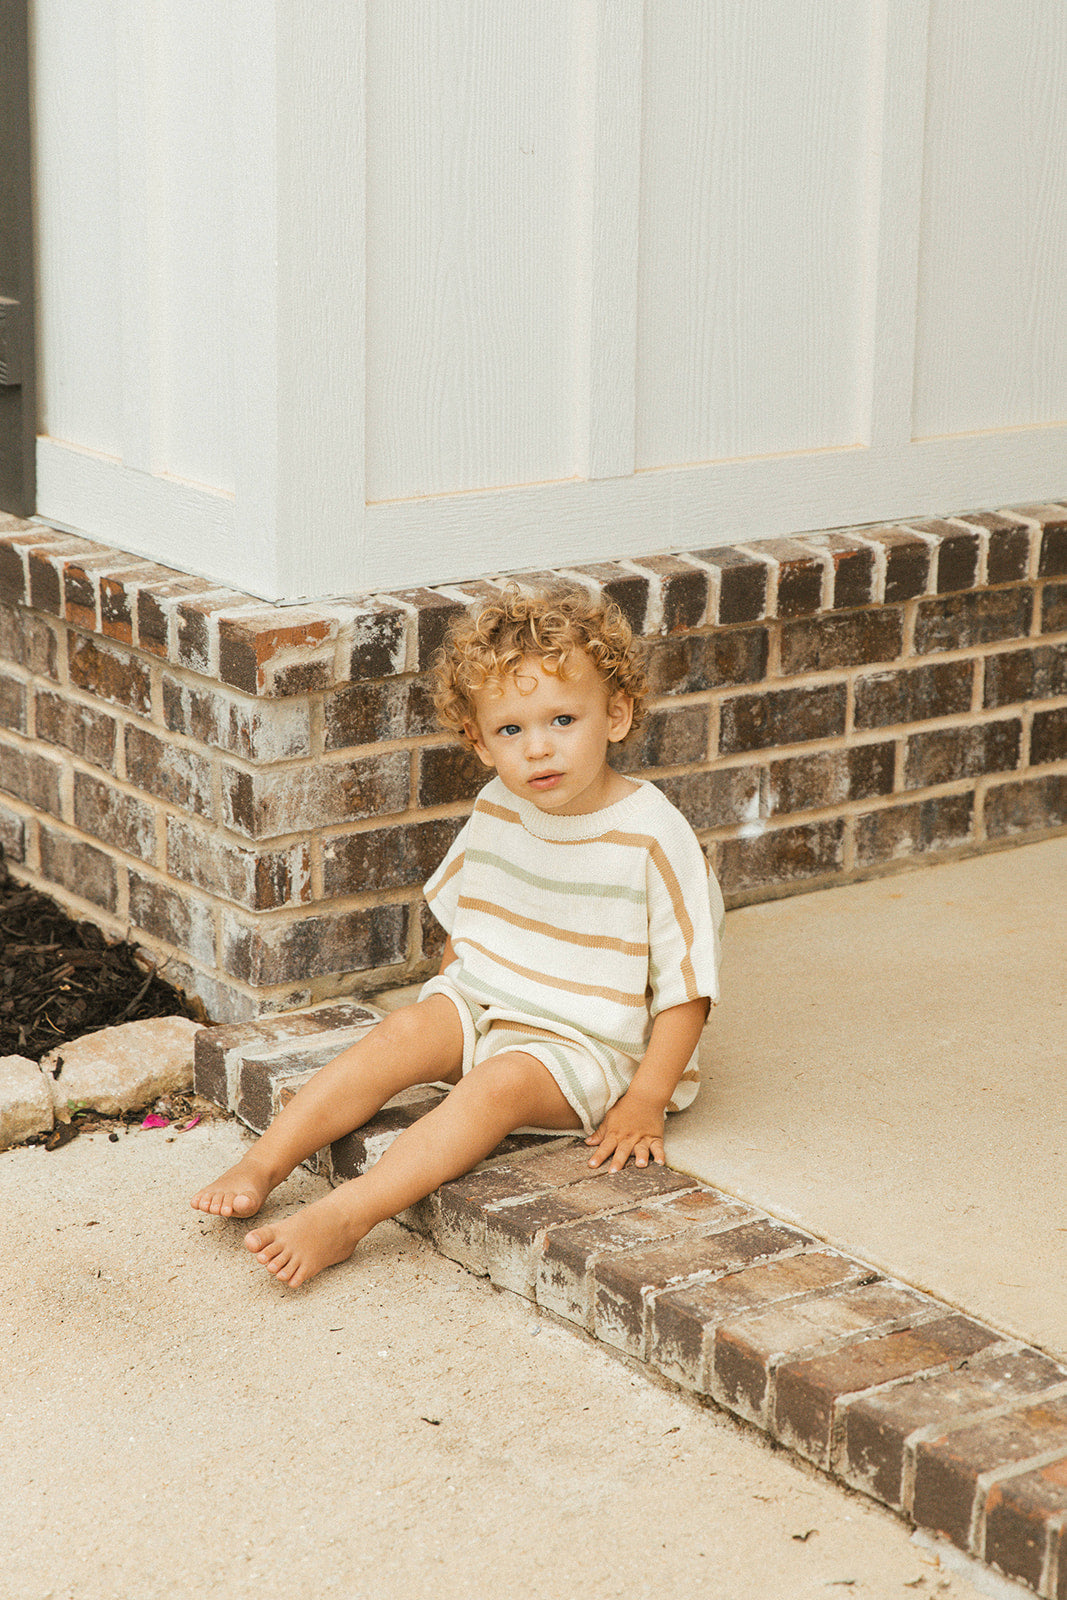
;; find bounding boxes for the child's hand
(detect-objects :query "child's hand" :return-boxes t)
[585,1091,666,1173]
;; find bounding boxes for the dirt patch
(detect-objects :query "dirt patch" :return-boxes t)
[0,849,205,1062]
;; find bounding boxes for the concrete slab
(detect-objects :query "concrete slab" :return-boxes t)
[669,836,1067,1360]
[0,1120,997,1600]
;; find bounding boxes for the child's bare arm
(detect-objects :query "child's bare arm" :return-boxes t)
[585,996,709,1173]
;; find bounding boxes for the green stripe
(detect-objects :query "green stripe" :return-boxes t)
[463,971,643,1060]
[463,849,647,905]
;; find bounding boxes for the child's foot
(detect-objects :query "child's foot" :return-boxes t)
[190,1153,276,1219]
[244,1187,370,1287]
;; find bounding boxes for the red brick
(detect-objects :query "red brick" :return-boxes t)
[416,742,485,807]
[985,774,1067,838]
[915,589,1034,655]
[626,554,709,633]
[485,1164,696,1297]
[651,1251,871,1393]
[0,801,26,861]
[797,534,876,609]
[768,744,895,815]
[161,674,313,762]
[712,1282,932,1425]
[984,1455,1067,1596]
[34,690,116,770]
[719,683,846,753]
[956,512,1033,585]
[856,526,932,603]
[330,1089,449,1182]
[127,869,216,965]
[779,609,904,674]
[1043,584,1067,636]
[594,1217,810,1358]
[193,1001,382,1108]
[1010,503,1067,578]
[655,766,760,831]
[842,1345,1066,1511]
[904,719,1020,789]
[390,589,466,672]
[906,520,981,594]
[0,539,28,605]
[38,823,119,912]
[0,740,64,816]
[172,592,259,673]
[855,660,975,729]
[27,548,66,615]
[691,548,768,625]
[1032,707,1067,766]
[984,644,1067,709]
[757,540,825,618]
[221,751,410,838]
[0,672,27,733]
[563,562,650,635]
[324,675,437,750]
[536,1190,745,1329]
[347,602,411,680]
[913,1395,1067,1554]
[166,814,311,910]
[137,578,217,658]
[855,794,974,866]
[645,627,769,695]
[218,609,337,694]
[219,902,408,986]
[73,772,157,861]
[774,1313,999,1469]
[101,564,176,645]
[615,705,708,772]
[124,724,213,816]
[0,602,58,678]
[68,634,152,714]
[717,819,846,896]
[323,816,464,897]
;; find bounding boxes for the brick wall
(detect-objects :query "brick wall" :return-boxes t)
[1,505,1065,1023]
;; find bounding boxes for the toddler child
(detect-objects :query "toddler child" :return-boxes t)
[192,584,724,1286]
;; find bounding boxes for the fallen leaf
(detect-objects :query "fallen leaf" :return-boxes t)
[141,1113,170,1129]
[179,1115,202,1132]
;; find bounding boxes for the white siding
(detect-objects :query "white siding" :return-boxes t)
[31,1,1067,602]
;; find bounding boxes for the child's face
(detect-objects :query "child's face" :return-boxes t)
[465,649,634,816]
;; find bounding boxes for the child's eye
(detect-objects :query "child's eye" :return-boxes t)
[553,714,574,727]
[497,724,521,737]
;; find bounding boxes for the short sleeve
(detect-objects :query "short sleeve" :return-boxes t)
[423,819,469,933]
[645,821,724,1016]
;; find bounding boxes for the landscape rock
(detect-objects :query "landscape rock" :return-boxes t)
[0,1055,54,1149]
[42,1016,204,1117]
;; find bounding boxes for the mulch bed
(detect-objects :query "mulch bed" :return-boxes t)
[0,848,205,1064]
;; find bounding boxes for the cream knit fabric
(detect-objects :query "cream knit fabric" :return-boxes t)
[424,776,724,1112]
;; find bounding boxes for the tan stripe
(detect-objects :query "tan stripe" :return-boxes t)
[426,852,464,902]
[457,895,646,958]
[598,830,699,1000]
[456,937,646,1009]
[487,1019,572,1046]
[476,797,522,825]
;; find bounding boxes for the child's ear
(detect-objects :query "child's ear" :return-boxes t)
[606,691,634,744]
[465,721,496,768]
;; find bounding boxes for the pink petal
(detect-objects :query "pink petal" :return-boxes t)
[141,1113,170,1129]
[179,1115,202,1132]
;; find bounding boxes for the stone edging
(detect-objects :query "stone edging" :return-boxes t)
[196,1003,1067,1599]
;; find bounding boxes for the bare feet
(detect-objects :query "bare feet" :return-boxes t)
[244,1187,370,1287]
[190,1153,277,1219]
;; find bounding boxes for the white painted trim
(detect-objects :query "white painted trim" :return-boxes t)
[115,0,164,473]
[861,0,930,448]
[574,0,643,480]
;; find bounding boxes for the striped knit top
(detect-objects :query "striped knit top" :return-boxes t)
[424,776,724,1076]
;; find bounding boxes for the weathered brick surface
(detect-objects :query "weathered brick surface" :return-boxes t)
[73,772,157,861]
[1032,707,1067,767]
[1012,503,1067,578]
[855,661,975,729]
[220,903,408,986]
[644,627,768,695]
[903,720,1021,790]
[654,766,760,831]
[432,1142,608,1274]
[323,817,465,898]
[841,1345,1067,1511]
[691,547,767,624]
[330,1088,450,1183]
[907,519,981,594]
[564,562,650,634]
[651,1250,871,1393]
[128,870,216,965]
[38,823,119,912]
[166,815,311,911]
[324,676,437,750]
[779,609,903,674]
[984,644,1067,709]
[912,1395,1067,1554]
[0,741,64,816]
[753,540,825,618]
[68,634,152,713]
[34,690,116,769]
[626,554,709,633]
[773,1313,999,1469]
[768,744,895,816]
[960,512,1033,585]
[192,1001,382,1108]
[798,534,876,610]
[594,1217,810,1358]
[0,673,27,733]
[855,794,975,866]
[719,684,847,754]
[718,820,846,896]
[392,589,466,672]
[417,742,486,807]
[125,724,213,816]
[221,753,410,839]
[712,1281,932,1426]
[615,705,708,771]
[915,589,1034,655]
[1043,584,1067,635]
[0,602,58,677]
[983,1455,1067,1596]
[858,526,933,603]
[162,675,312,761]
[218,609,336,694]
[985,774,1067,839]
[347,602,411,680]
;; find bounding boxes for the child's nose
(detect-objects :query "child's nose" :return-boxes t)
[525,726,551,758]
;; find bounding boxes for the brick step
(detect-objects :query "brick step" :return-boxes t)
[195,1006,1067,1598]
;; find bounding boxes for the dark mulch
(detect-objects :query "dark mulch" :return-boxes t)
[0,848,205,1063]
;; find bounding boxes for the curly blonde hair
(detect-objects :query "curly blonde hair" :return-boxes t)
[433,583,648,748]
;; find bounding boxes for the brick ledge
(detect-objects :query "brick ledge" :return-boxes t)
[195,1004,1067,1600]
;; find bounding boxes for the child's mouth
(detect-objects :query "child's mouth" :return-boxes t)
[529,772,563,789]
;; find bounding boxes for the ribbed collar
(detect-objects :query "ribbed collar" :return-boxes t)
[491,775,654,842]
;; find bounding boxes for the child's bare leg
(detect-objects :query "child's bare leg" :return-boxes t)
[190,995,465,1218]
[245,1050,581,1286]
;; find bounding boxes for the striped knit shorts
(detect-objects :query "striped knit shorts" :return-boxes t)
[418,973,641,1135]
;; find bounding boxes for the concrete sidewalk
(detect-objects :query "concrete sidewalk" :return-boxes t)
[671,834,1067,1360]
